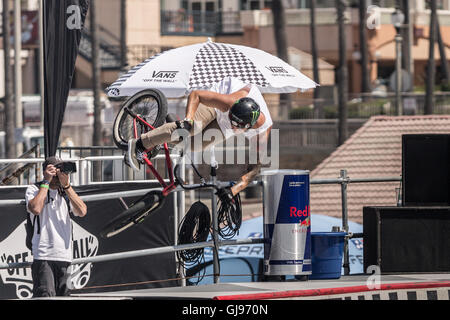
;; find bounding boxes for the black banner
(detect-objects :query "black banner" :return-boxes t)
[0,183,178,299]
[43,0,89,157]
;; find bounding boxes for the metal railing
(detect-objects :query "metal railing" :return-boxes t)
[0,158,402,282]
[0,153,181,199]
[283,92,450,121]
[0,146,178,186]
[274,119,367,152]
[161,10,243,36]
[311,170,402,275]
[0,144,41,186]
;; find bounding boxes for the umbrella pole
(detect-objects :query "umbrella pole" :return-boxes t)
[210,147,220,284]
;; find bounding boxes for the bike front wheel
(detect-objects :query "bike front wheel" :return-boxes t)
[100,190,165,238]
[113,89,168,151]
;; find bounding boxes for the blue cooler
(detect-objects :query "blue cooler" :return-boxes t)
[310,232,346,279]
[262,170,311,276]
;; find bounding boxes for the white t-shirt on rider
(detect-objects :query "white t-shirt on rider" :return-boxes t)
[209,77,273,140]
[25,185,73,262]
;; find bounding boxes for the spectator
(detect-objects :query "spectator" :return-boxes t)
[25,156,87,297]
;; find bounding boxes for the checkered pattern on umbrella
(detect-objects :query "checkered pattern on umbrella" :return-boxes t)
[188,42,269,89]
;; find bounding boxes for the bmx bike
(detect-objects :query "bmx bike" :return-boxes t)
[100,89,238,238]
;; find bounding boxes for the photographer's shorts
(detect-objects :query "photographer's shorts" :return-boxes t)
[32,259,71,297]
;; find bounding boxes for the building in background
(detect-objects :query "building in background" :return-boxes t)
[3,0,450,99]
[75,0,450,96]
[3,0,450,151]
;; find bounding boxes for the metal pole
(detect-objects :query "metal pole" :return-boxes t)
[14,0,23,156]
[38,0,44,127]
[0,238,265,270]
[179,155,186,223]
[210,147,220,284]
[425,0,437,115]
[91,0,103,182]
[2,0,15,159]
[340,169,350,275]
[0,181,232,206]
[395,34,403,116]
[176,156,187,287]
[310,0,322,118]
[180,157,187,285]
[173,157,179,271]
[120,0,127,69]
[359,0,370,94]
[402,0,414,82]
[189,167,195,204]
[34,144,41,182]
[436,18,450,85]
[336,0,348,145]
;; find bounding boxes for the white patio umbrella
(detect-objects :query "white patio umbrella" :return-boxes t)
[107,39,318,99]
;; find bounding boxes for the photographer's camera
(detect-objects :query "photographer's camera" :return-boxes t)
[55,162,77,174]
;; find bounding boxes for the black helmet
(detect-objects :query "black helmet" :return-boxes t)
[228,97,261,129]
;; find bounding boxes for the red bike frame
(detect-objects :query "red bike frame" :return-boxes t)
[133,115,176,197]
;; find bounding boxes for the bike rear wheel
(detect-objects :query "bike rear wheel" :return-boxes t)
[113,89,168,151]
[100,190,165,238]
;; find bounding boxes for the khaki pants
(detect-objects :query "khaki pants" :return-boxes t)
[140,103,225,152]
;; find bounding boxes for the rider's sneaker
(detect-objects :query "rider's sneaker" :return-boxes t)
[126,139,145,172]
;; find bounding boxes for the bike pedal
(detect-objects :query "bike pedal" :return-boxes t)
[138,153,146,163]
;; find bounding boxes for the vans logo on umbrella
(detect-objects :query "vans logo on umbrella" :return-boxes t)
[152,71,179,79]
[266,66,288,74]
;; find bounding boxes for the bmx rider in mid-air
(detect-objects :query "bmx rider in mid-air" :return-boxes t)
[126,77,273,201]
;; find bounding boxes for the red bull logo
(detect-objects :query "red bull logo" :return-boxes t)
[290,205,310,217]
[300,216,311,227]
[290,206,311,227]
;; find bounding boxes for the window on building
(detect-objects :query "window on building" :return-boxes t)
[310,0,396,8]
[425,0,444,10]
[192,1,202,11]
[250,0,261,10]
[370,0,397,8]
[241,0,273,10]
[296,0,349,9]
[205,1,215,11]
[181,0,219,11]
[315,0,337,7]
[264,1,272,9]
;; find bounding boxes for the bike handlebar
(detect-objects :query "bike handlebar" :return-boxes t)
[174,164,231,191]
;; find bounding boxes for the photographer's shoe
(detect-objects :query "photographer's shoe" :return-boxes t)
[126,139,145,172]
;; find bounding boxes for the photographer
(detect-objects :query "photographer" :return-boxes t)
[25,156,87,297]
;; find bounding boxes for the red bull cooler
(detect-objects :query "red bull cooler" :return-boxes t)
[262,170,312,276]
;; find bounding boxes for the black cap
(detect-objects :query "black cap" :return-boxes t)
[43,156,63,170]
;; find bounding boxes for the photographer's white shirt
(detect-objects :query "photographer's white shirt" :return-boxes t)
[25,185,73,262]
